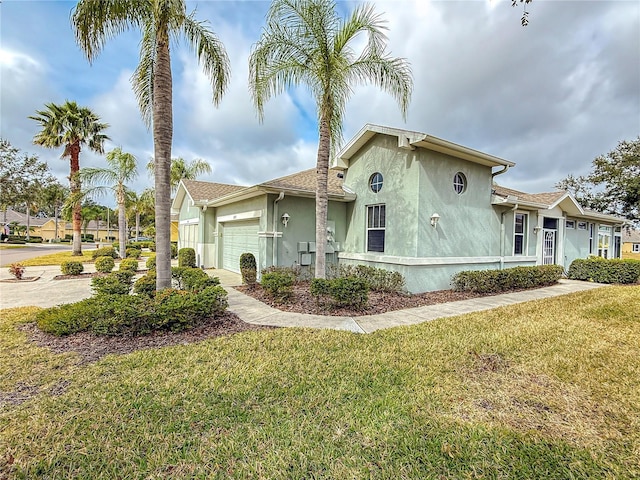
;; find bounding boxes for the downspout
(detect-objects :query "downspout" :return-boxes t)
[272,191,285,267]
[500,203,518,270]
[492,165,510,179]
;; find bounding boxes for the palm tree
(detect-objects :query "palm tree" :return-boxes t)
[80,147,138,258]
[128,188,155,240]
[249,0,412,278]
[147,156,212,194]
[39,182,69,241]
[73,0,230,290]
[30,101,109,255]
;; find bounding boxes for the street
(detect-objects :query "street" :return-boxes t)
[0,243,78,266]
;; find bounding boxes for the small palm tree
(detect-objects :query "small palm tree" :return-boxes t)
[73,0,230,289]
[30,101,109,255]
[147,156,212,194]
[128,188,155,241]
[80,148,138,258]
[249,0,412,278]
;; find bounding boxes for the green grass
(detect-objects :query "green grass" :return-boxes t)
[1,286,639,478]
[16,250,96,267]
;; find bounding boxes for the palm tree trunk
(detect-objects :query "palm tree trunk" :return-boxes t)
[69,142,82,255]
[153,29,174,290]
[135,212,141,240]
[26,204,31,241]
[315,112,331,279]
[117,191,127,259]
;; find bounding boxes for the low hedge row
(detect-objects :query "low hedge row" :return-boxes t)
[311,277,369,309]
[92,246,118,260]
[452,265,564,294]
[327,264,405,293]
[568,257,640,284]
[35,285,228,337]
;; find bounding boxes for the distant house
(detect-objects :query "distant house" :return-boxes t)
[623,228,640,254]
[172,124,624,292]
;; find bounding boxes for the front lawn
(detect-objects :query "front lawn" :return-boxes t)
[1,286,639,478]
[18,250,95,266]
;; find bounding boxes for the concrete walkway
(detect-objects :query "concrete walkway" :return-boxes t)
[0,264,608,333]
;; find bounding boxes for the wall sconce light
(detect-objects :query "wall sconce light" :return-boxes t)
[533,226,542,234]
[281,213,290,227]
[430,213,440,228]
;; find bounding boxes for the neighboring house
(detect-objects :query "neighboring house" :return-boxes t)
[172,124,624,292]
[2,208,48,237]
[622,228,640,254]
[37,219,121,242]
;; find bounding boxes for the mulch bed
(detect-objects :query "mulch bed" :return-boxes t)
[236,282,484,317]
[21,313,276,364]
[0,276,41,283]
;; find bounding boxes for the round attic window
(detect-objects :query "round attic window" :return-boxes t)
[369,172,383,193]
[453,172,467,194]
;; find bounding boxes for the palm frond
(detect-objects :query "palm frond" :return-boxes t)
[132,22,157,128]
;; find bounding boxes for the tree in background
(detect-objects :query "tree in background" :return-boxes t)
[80,148,138,258]
[127,188,155,240]
[147,156,212,194]
[73,0,230,289]
[39,182,69,241]
[249,0,412,278]
[0,139,54,223]
[556,137,640,225]
[30,101,109,255]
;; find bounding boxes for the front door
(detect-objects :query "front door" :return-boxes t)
[542,229,556,265]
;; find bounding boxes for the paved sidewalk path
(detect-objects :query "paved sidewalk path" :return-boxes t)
[0,264,608,333]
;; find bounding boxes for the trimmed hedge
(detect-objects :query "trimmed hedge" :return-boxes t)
[94,256,115,273]
[568,257,640,284]
[178,248,196,268]
[240,252,257,286]
[311,277,369,309]
[91,271,135,296]
[261,270,295,303]
[119,258,139,272]
[92,246,118,260]
[452,265,564,294]
[328,264,405,293]
[36,286,228,337]
[146,256,156,270]
[60,261,84,276]
[126,247,141,259]
[171,267,220,291]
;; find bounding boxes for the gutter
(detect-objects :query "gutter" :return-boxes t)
[272,191,284,268]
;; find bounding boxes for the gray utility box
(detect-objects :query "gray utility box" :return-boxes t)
[300,253,312,266]
[297,242,308,253]
[308,242,316,253]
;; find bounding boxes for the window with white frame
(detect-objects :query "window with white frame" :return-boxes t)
[589,223,594,254]
[453,172,467,194]
[514,212,528,255]
[598,225,611,259]
[633,244,640,253]
[367,204,385,252]
[577,221,587,230]
[566,219,576,229]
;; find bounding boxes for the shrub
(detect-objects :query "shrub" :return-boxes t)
[61,261,84,276]
[153,286,227,331]
[8,263,25,280]
[310,278,331,307]
[90,295,152,336]
[171,266,219,291]
[126,247,141,259]
[91,271,134,295]
[261,265,313,283]
[35,298,97,336]
[178,248,196,267]
[329,264,405,292]
[240,253,257,286]
[134,271,157,296]
[171,243,178,258]
[452,265,564,294]
[148,242,156,252]
[94,256,115,273]
[331,277,369,308]
[119,258,139,272]
[261,270,295,303]
[92,246,118,260]
[568,257,640,284]
[25,236,43,243]
[146,256,156,270]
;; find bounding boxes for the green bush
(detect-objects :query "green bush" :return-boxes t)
[240,252,257,286]
[178,248,197,267]
[452,265,564,294]
[25,236,43,243]
[133,271,157,296]
[568,257,640,284]
[171,243,178,258]
[325,277,369,308]
[94,256,115,273]
[329,264,405,292]
[171,267,220,291]
[126,247,141,259]
[119,258,139,272]
[153,286,228,332]
[60,261,84,276]
[261,265,313,283]
[90,295,152,336]
[35,297,97,336]
[92,246,118,260]
[261,270,295,303]
[145,256,156,270]
[91,271,135,295]
[148,242,156,252]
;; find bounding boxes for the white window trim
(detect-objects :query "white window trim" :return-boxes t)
[633,243,640,253]
[577,221,587,230]
[513,211,528,256]
[366,204,385,253]
[566,219,576,229]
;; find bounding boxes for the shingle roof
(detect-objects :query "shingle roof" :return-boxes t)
[2,208,49,226]
[493,185,566,206]
[259,168,345,196]
[623,228,640,243]
[182,179,247,202]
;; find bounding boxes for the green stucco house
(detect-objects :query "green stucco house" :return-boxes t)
[171,124,623,292]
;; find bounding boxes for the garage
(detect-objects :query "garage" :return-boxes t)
[221,220,260,273]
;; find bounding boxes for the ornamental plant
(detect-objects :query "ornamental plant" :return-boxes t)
[8,263,25,280]
[240,252,257,286]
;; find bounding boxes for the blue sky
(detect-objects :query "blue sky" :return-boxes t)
[1,0,639,206]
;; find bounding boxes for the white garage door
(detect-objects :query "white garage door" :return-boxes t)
[222,220,259,273]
